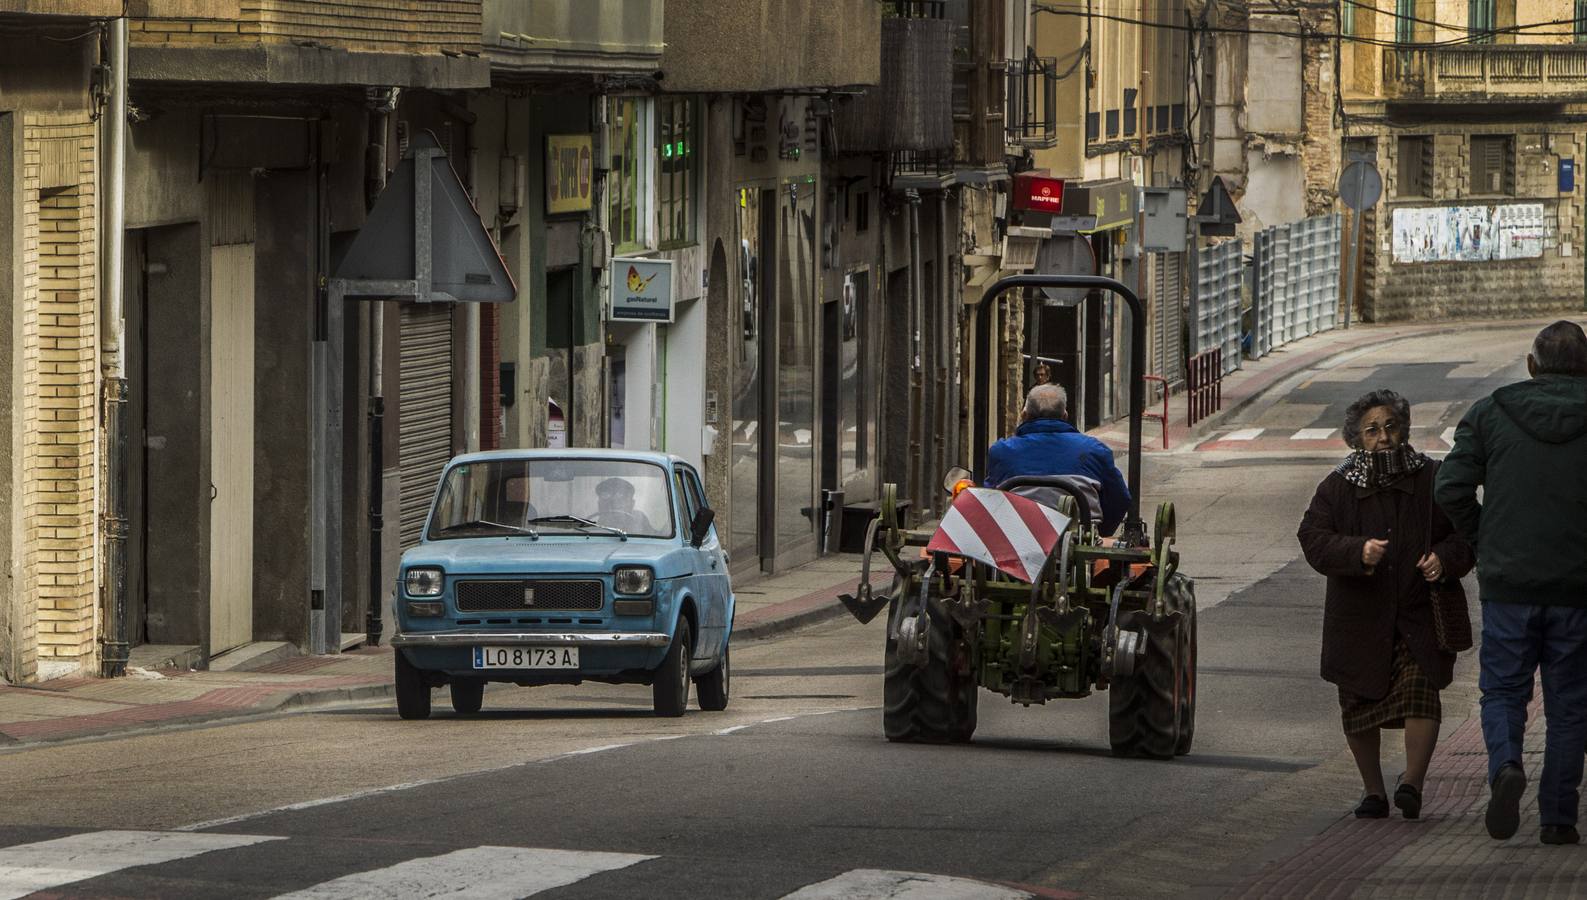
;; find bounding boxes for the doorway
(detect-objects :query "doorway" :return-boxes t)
[123,225,208,649]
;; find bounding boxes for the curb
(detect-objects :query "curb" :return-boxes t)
[733,600,851,642]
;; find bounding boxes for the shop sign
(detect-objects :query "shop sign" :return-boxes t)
[610,258,674,323]
[546,134,594,215]
[1012,173,1066,213]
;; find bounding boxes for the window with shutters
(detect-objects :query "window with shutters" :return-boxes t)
[1576,0,1587,41]
[1468,0,1496,43]
[1341,0,1354,35]
[1396,136,1433,198]
[1395,0,1415,44]
[1469,135,1514,195]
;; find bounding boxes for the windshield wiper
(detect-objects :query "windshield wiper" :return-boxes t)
[437,519,538,539]
[527,515,628,541]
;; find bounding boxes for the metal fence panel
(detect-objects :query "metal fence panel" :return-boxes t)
[1252,213,1342,358]
[1194,239,1243,376]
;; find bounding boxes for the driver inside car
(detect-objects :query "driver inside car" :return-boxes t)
[984,384,1131,535]
[592,477,658,535]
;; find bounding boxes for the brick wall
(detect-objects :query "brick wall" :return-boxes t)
[1366,125,1586,321]
[1301,8,1339,215]
[131,0,481,56]
[21,115,98,675]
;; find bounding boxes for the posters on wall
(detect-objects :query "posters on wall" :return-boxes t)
[1392,203,1547,263]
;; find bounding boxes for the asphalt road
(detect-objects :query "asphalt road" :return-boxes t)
[0,324,1537,899]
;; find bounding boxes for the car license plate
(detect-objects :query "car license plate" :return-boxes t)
[472,646,579,670]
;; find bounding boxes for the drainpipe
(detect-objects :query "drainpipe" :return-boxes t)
[906,189,923,516]
[364,88,398,647]
[99,18,129,678]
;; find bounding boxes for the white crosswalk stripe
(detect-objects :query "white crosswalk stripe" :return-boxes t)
[1222,428,1264,441]
[1290,428,1337,441]
[780,868,1031,899]
[1441,426,1458,447]
[272,846,654,900]
[0,830,280,900]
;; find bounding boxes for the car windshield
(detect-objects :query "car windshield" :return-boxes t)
[427,459,675,540]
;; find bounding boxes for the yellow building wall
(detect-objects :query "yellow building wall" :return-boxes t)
[1032,0,1087,176]
[20,115,99,675]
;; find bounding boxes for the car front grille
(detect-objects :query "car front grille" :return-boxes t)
[455,579,604,612]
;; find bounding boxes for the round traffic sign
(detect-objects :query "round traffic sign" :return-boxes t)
[1338,161,1382,211]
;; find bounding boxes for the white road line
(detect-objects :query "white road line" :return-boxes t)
[1441,426,1458,447]
[0,830,280,900]
[273,846,654,900]
[1291,428,1337,441]
[1222,428,1264,441]
[715,724,754,735]
[780,869,1031,900]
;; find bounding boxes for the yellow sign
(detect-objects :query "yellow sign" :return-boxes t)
[546,134,593,215]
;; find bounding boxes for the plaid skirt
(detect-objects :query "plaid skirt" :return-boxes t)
[1338,637,1442,733]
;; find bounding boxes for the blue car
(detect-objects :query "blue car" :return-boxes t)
[389,450,733,719]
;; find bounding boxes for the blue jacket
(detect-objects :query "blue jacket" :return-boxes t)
[984,418,1132,534]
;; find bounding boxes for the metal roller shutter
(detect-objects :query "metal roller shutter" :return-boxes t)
[1151,252,1185,386]
[399,303,454,548]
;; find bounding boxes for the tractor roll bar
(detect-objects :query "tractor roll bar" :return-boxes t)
[972,274,1147,545]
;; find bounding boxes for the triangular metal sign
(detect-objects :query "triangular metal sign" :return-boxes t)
[1195,176,1241,237]
[334,132,515,302]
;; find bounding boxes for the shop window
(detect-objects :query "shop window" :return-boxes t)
[657,97,697,249]
[1396,135,1433,198]
[1470,134,1514,195]
[607,97,652,253]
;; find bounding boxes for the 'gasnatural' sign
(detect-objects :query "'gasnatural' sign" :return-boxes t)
[610,258,674,323]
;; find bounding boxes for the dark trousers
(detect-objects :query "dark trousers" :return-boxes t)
[1479,601,1587,827]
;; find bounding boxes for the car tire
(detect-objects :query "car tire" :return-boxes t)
[653,619,693,718]
[394,650,431,720]
[696,643,730,712]
[450,678,484,715]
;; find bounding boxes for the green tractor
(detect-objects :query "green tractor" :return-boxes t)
[840,274,1197,758]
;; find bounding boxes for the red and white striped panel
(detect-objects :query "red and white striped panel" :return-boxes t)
[926,488,1072,583]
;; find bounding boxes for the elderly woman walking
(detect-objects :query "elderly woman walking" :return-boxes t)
[1298,389,1475,819]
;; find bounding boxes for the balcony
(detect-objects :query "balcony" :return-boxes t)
[1382,45,1587,102]
[1005,55,1058,150]
[833,15,953,154]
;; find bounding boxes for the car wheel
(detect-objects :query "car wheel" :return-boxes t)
[696,643,730,712]
[394,650,431,720]
[450,678,484,715]
[653,619,692,718]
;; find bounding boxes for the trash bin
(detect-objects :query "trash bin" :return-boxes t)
[821,489,845,555]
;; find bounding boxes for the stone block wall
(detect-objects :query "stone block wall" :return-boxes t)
[20,115,98,677]
[1364,124,1586,321]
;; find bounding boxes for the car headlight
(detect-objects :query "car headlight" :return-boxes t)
[404,567,444,597]
[613,566,654,595]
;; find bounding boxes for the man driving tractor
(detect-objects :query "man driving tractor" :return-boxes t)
[984,384,1132,535]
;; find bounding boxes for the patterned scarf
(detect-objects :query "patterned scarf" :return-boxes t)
[1336,443,1429,489]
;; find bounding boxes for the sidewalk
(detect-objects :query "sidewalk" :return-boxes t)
[0,556,887,747]
[1088,317,1558,452]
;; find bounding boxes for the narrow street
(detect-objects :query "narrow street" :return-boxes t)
[0,324,1545,898]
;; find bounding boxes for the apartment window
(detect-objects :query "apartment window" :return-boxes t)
[1086,111,1100,142]
[1468,0,1496,43]
[1395,0,1415,44]
[656,97,697,248]
[607,97,652,253]
[856,190,869,234]
[1122,89,1138,138]
[1470,135,1514,195]
[1342,0,1355,35]
[1576,0,1587,42]
[1105,109,1119,139]
[1396,136,1433,198]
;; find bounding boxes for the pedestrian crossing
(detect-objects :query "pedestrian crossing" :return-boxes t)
[1196,425,1463,453]
[0,829,1038,899]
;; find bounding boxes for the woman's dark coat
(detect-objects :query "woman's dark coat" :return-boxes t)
[1297,462,1475,699]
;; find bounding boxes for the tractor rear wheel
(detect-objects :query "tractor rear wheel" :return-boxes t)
[883,596,978,743]
[1108,572,1195,759]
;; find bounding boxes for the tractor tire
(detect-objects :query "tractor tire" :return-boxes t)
[1175,577,1198,756]
[883,597,978,744]
[1108,572,1195,760]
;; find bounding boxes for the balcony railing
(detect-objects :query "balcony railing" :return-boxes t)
[1383,45,1587,101]
[1005,55,1058,149]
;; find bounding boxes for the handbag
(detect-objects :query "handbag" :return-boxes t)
[1425,481,1473,653]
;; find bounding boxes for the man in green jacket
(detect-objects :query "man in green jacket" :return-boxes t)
[1436,320,1587,846]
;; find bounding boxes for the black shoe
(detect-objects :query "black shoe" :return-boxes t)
[1355,794,1389,818]
[1394,783,1423,820]
[1541,825,1581,845]
[1486,763,1526,840]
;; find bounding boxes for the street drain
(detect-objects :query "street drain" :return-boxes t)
[743,694,856,700]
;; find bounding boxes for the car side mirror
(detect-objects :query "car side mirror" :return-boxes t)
[689,508,716,547]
